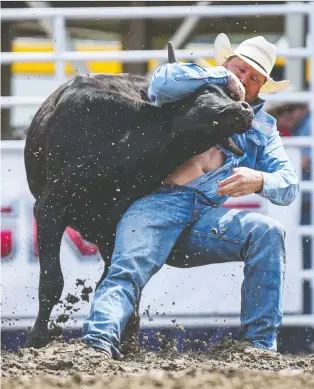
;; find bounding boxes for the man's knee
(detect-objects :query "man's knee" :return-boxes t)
[245,213,286,244]
[262,215,285,240]
[241,213,286,272]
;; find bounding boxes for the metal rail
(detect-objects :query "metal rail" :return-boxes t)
[1,47,310,65]
[0,3,311,20]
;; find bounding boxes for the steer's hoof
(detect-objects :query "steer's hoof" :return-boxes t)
[24,330,50,349]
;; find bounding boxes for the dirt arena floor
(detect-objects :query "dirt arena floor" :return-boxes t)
[2,337,314,389]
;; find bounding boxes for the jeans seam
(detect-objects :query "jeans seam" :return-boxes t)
[190,230,245,244]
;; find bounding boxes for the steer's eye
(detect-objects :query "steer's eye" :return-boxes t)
[200,88,211,95]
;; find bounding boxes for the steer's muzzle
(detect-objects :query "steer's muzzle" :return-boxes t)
[238,100,254,130]
[220,101,254,156]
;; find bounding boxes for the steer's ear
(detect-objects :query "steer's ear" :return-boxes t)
[168,41,178,63]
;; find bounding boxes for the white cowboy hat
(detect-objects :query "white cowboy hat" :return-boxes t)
[214,33,291,94]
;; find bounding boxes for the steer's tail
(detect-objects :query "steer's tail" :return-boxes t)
[24,80,73,199]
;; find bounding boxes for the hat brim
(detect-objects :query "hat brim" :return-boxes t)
[214,33,291,94]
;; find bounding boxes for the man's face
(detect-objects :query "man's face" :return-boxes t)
[223,57,266,103]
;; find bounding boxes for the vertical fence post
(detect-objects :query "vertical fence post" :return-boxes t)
[284,5,306,91]
[53,14,66,86]
[1,21,13,139]
[307,3,314,313]
[309,5,314,226]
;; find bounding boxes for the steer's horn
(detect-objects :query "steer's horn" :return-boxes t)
[168,41,178,63]
[219,138,244,157]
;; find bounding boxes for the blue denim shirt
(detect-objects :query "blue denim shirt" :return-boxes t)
[149,62,299,206]
[231,103,299,206]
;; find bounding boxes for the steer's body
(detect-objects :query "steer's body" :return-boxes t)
[24,69,253,349]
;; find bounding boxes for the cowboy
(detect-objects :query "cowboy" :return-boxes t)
[83,34,299,359]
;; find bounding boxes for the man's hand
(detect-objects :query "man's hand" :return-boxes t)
[218,167,263,197]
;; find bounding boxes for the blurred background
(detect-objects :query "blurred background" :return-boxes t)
[1,1,313,353]
[1,0,312,139]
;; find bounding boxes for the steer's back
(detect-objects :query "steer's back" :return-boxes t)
[25,79,73,198]
[24,73,150,199]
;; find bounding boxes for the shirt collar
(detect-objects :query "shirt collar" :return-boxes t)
[251,97,265,114]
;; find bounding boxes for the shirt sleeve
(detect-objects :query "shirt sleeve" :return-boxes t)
[148,63,230,106]
[202,66,230,85]
[256,124,300,206]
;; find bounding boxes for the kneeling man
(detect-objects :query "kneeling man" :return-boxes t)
[83,34,299,358]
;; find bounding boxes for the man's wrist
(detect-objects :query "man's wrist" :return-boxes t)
[255,171,264,194]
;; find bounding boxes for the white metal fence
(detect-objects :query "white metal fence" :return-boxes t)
[1,3,313,323]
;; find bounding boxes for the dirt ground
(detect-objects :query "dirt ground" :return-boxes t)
[2,337,314,389]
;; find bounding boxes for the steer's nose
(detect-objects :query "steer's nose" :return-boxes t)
[241,101,250,110]
[238,100,254,130]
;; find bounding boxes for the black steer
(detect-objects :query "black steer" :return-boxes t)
[24,43,253,351]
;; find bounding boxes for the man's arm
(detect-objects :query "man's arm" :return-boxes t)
[255,129,299,206]
[148,63,231,106]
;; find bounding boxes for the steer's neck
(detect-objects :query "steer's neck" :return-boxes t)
[139,103,173,134]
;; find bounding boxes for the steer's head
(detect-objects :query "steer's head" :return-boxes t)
[166,42,254,155]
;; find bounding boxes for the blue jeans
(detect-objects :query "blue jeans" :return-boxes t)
[83,183,286,358]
